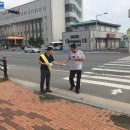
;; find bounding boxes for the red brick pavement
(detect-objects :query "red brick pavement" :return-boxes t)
[0,81,127,130]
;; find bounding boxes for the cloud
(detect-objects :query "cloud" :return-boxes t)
[83,0,130,33]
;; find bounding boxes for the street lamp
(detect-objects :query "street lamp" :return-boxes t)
[95,12,108,50]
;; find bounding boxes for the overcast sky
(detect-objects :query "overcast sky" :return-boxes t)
[2,0,130,33]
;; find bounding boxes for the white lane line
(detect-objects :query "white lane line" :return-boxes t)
[84,71,130,78]
[81,74,130,83]
[110,61,130,64]
[104,64,130,67]
[97,66,130,70]
[92,68,130,73]
[63,77,130,90]
[118,57,130,60]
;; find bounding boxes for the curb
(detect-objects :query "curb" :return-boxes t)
[10,78,130,115]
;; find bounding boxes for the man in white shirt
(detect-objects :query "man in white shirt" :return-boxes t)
[63,44,85,94]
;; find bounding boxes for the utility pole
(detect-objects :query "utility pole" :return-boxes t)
[95,12,108,50]
[128,9,130,53]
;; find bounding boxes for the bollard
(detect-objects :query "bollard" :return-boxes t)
[3,57,8,79]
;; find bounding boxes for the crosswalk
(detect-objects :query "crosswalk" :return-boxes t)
[62,56,130,91]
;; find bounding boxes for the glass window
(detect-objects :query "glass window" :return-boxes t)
[65,4,81,18]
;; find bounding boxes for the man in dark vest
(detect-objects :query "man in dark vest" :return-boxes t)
[39,47,61,93]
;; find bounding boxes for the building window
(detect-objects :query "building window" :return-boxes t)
[31,10,34,14]
[28,11,30,14]
[75,0,81,7]
[82,38,87,43]
[104,26,106,31]
[65,39,69,44]
[66,17,79,23]
[42,6,46,11]
[39,8,42,12]
[35,9,38,13]
[66,27,72,32]
[65,4,81,18]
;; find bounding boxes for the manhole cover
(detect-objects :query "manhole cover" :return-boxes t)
[111,114,130,129]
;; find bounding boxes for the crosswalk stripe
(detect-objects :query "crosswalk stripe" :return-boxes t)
[97,66,130,70]
[82,74,130,83]
[84,71,130,78]
[110,61,130,64]
[104,63,130,67]
[63,77,130,90]
[118,56,130,60]
[92,68,130,73]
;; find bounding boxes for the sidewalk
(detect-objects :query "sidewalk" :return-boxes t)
[0,81,128,130]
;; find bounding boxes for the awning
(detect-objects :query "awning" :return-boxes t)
[8,36,24,40]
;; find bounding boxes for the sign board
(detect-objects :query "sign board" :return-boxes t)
[107,33,116,38]
[0,36,7,40]
[0,1,4,9]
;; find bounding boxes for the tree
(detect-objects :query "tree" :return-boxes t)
[28,37,35,46]
[35,37,44,48]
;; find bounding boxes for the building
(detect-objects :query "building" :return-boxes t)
[0,0,83,47]
[62,20,123,51]
[65,0,83,31]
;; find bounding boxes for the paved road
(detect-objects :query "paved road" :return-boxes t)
[0,50,130,105]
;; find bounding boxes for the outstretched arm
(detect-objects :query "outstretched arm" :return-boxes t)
[53,61,62,65]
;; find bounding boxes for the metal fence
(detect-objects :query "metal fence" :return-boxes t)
[0,57,8,79]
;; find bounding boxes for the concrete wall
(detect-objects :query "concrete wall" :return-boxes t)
[51,0,65,41]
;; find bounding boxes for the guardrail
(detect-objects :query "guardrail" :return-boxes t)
[0,57,8,79]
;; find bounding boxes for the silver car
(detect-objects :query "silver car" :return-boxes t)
[24,46,41,53]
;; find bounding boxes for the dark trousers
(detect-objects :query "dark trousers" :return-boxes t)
[40,69,51,92]
[69,70,82,91]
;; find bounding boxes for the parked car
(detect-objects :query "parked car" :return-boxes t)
[24,46,41,53]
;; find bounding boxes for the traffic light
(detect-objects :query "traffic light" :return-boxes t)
[8,9,19,14]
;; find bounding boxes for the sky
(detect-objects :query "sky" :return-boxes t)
[1,0,130,34]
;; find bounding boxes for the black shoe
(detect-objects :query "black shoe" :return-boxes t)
[46,90,53,92]
[75,90,80,94]
[69,86,74,91]
[40,90,46,93]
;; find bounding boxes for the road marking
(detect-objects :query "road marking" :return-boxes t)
[104,63,130,67]
[110,61,130,64]
[118,56,130,60]
[111,89,122,95]
[92,68,130,73]
[63,77,130,90]
[97,65,130,70]
[81,74,130,83]
[84,71,130,78]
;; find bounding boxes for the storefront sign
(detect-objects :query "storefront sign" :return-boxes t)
[107,33,115,38]
[0,1,4,9]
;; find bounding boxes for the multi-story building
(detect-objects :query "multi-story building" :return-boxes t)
[0,0,83,47]
[65,0,83,31]
[63,20,123,51]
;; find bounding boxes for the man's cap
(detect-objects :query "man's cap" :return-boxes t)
[47,46,53,51]
[70,44,76,49]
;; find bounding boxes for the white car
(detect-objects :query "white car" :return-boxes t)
[24,46,41,53]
